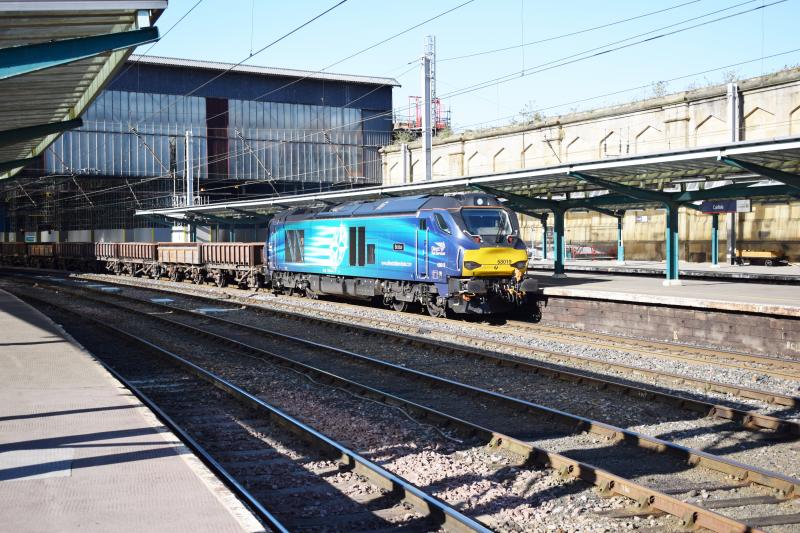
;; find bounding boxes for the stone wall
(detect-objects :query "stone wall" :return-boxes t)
[382,68,800,261]
[550,202,800,261]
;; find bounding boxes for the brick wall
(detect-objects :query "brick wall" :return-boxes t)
[541,296,800,358]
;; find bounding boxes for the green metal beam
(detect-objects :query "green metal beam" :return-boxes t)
[229,208,273,222]
[477,184,628,219]
[672,184,798,202]
[189,213,238,226]
[568,171,673,205]
[473,184,560,211]
[0,119,83,148]
[141,215,172,228]
[0,156,37,174]
[0,27,160,80]
[719,156,800,191]
[567,193,649,209]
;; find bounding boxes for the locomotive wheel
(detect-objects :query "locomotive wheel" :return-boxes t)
[426,300,448,318]
[391,300,408,312]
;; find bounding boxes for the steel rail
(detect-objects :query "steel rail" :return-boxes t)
[69,326,291,533]
[72,271,800,407]
[72,281,800,436]
[502,320,800,381]
[25,269,800,406]
[22,291,488,533]
[17,285,779,533]
[34,282,800,500]
[64,272,800,411]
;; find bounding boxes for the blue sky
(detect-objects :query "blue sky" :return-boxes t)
[147,0,799,131]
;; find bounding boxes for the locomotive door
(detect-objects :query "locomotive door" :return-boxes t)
[416,218,428,279]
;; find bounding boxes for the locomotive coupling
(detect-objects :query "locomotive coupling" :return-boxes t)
[518,277,538,293]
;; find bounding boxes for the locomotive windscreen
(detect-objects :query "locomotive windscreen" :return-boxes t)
[461,208,513,241]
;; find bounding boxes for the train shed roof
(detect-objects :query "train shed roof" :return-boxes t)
[136,136,800,224]
[0,0,166,180]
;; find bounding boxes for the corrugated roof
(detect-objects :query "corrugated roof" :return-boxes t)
[0,1,167,179]
[129,54,401,87]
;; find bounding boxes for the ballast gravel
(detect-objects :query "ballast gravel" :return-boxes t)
[79,273,800,402]
[13,281,672,533]
[58,276,800,478]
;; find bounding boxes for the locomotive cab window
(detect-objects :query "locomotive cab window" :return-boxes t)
[461,208,512,241]
[434,213,451,234]
[285,229,304,263]
[419,219,427,230]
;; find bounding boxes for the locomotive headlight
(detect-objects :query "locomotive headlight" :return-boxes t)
[463,261,481,270]
[512,260,528,269]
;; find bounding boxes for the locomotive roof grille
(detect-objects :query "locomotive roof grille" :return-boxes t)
[273,194,504,222]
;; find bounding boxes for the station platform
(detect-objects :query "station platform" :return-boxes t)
[529,270,800,357]
[0,289,263,532]
[529,259,800,283]
[533,269,800,316]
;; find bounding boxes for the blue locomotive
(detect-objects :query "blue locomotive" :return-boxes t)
[266,193,543,319]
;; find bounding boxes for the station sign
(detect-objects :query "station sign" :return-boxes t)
[24,234,36,243]
[700,199,751,214]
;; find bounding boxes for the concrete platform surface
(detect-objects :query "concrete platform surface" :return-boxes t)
[529,259,800,283]
[533,270,800,317]
[0,289,263,533]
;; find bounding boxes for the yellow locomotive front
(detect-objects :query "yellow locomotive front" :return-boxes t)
[442,195,542,319]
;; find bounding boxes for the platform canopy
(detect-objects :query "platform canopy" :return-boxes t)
[137,136,800,221]
[0,0,166,180]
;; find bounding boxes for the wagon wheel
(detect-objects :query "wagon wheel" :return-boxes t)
[169,269,181,282]
[215,272,227,288]
[192,270,204,285]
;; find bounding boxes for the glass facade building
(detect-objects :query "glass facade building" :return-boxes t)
[6,55,396,232]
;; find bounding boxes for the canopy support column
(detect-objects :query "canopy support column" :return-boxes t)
[617,214,625,264]
[553,208,566,278]
[541,213,548,260]
[711,214,719,268]
[664,203,680,285]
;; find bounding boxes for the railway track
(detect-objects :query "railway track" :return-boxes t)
[26,292,487,533]
[38,276,800,437]
[11,277,800,532]
[500,321,800,381]
[68,271,800,411]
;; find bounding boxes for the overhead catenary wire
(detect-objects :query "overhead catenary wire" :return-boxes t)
[30,0,482,207]
[115,0,206,101]
[439,0,786,101]
[18,2,792,212]
[32,43,800,212]
[440,0,702,62]
[450,47,800,131]
[134,0,351,124]
[198,0,478,125]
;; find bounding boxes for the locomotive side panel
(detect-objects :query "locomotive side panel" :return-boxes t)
[270,215,454,282]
